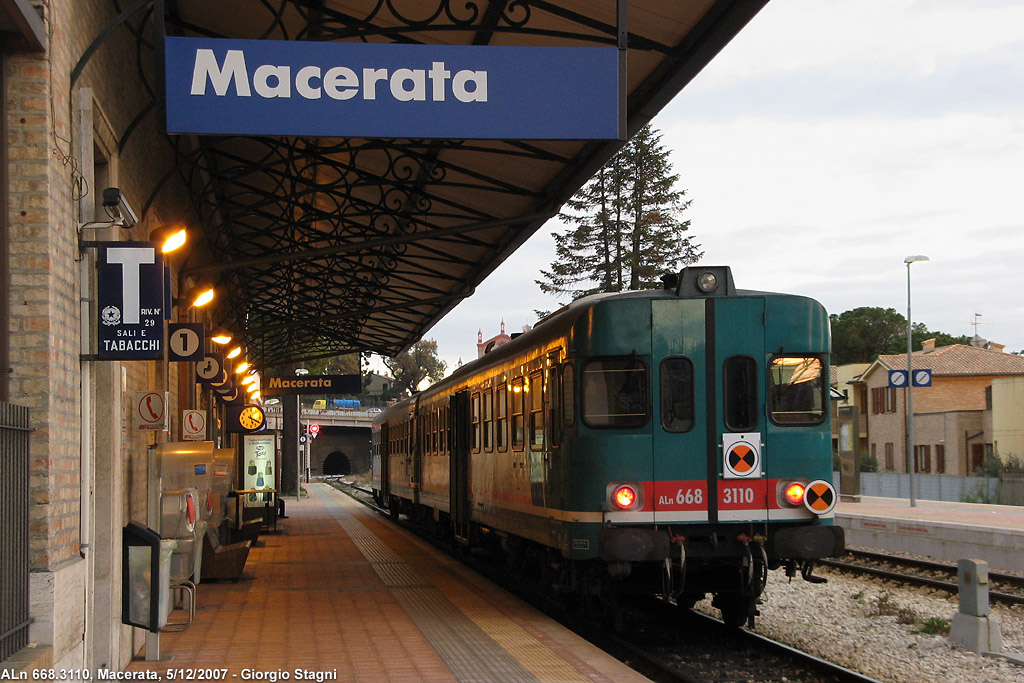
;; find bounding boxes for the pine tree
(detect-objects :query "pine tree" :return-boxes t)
[537,125,700,302]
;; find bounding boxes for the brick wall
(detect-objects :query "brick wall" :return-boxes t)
[8,0,196,569]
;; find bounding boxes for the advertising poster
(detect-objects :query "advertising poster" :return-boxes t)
[243,434,276,507]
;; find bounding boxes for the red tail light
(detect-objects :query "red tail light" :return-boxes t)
[613,485,638,510]
[783,482,806,506]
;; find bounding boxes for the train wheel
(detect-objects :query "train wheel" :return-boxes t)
[714,592,752,629]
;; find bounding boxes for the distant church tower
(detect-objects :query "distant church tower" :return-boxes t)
[477,320,512,358]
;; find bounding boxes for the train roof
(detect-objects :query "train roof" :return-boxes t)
[375,266,823,422]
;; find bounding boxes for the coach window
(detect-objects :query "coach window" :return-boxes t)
[438,405,446,454]
[581,357,648,429]
[431,409,438,454]
[768,356,826,425]
[512,378,525,451]
[562,363,575,427]
[496,385,508,451]
[471,392,481,452]
[723,356,758,431]
[660,357,695,432]
[529,370,544,449]
[483,389,493,451]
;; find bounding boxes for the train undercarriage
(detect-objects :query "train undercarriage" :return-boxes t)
[379,495,840,629]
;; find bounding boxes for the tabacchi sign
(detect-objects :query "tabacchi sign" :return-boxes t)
[164,37,619,139]
[96,242,165,360]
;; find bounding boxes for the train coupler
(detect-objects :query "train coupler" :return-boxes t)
[799,560,827,584]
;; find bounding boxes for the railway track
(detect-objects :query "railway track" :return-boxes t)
[820,548,1024,606]
[326,479,881,683]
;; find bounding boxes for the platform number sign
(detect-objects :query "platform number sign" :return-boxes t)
[168,323,205,361]
[722,433,762,479]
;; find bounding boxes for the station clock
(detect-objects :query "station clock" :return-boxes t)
[227,404,266,433]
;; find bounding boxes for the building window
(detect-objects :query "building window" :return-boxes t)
[916,445,931,473]
[936,444,945,474]
[871,387,897,414]
[885,442,894,471]
[985,386,993,410]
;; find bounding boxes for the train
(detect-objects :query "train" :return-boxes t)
[370,265,844,627]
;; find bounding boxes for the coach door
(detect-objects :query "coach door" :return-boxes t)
[449,391,471,533]
[712,297,768,523]
[651,298,709,524]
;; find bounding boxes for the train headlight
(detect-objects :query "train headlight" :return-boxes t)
[783,482,806,506]
[609,483,642,511]
[696,271,718,293]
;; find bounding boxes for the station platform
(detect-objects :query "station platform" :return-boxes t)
[836,496,1024,573]
[127,482,648,682]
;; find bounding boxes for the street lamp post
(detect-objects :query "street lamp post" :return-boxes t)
[905,254,929,507]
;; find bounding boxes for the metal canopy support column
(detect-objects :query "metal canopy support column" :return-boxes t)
[617,0,628,140]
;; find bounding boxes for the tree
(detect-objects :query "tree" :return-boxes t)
[829,307,907,364]
[830,306,972,364]
[537,125,701,301]
[382,339,447,397]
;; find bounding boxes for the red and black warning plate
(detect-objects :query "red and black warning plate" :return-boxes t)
[803,479,837,515]
[724,439,760,478]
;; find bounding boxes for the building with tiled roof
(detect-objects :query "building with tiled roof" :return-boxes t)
[854,339,1024,477]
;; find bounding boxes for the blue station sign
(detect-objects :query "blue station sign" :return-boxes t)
[96,242,165,360]
[164,37,619,139]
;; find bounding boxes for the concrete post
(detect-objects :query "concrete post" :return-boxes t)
[950,559,1003,654]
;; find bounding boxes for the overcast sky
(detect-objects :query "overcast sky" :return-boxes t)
[411,0,1024,373]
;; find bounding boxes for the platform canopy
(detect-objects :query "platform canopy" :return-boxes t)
[140,0,767,367]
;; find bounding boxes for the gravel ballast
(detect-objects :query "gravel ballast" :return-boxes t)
[695,567,1024,683]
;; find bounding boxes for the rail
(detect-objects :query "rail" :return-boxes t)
[0,401,31,662]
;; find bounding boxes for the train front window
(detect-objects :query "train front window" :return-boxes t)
[769,356,826,425]
[723,356,757,431]
[660,357,694,432]
[581,357,648,429]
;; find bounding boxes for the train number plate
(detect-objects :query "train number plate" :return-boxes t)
[653,481,708,510]
[717,480,768,510]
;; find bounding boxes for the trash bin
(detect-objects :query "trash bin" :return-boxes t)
[122,522,176,632]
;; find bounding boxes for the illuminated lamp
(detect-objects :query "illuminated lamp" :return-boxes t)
[612,485,638,510]
[209,329,232,345]
[149,224,187,254]
[783,482,806,506]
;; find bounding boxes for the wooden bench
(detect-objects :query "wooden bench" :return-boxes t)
[200,529,251,582]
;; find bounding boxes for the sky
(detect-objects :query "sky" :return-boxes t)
[390,0,1024,373]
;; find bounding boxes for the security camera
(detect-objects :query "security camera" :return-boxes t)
[102,187,138,229]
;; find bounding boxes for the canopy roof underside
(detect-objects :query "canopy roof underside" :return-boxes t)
[132,0,766,367]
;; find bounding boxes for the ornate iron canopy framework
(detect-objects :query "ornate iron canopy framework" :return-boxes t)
[97,0,767,368]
